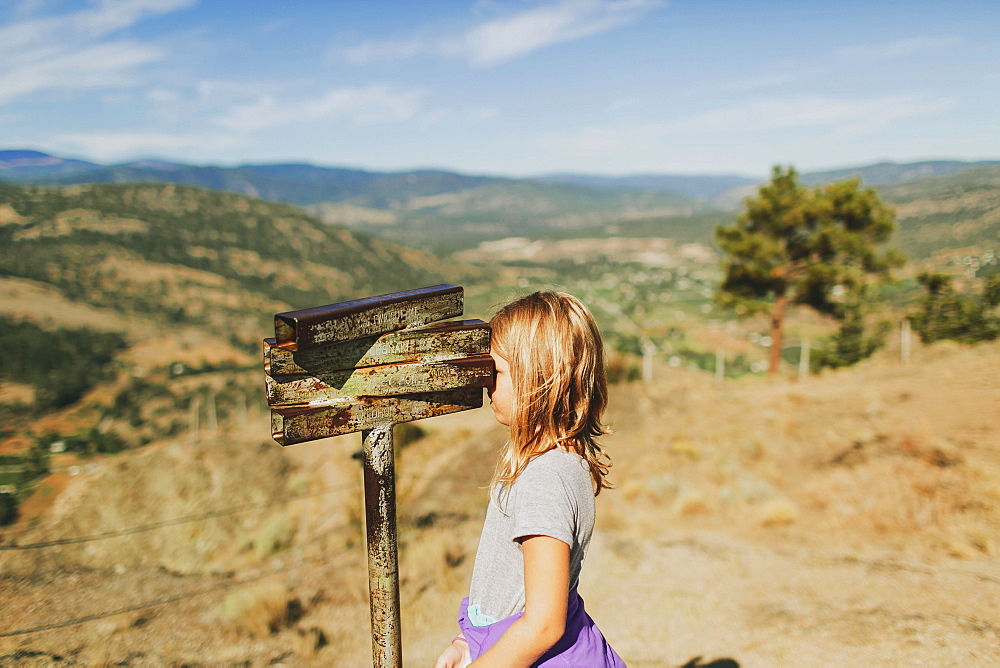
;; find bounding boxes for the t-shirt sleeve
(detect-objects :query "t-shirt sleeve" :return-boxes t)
[510,458,577,547]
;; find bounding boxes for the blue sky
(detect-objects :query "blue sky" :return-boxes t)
[2,0,998,177]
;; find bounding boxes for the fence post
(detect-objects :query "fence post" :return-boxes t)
[798,339,810,381]
[190,396,201,442]
[362,423,402,668]
[642,340,655,383]
[206,391,218,434]
[900,319,911,365]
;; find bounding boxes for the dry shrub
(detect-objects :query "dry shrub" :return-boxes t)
[293,626,329,657]
[254,512,295,558]
[399,524,474,597]
[805,456,976,534]
[219,581,298,637]
[945,528,995,558]
[671,489,710,517]
[669,438,702,460]
[758,498,799,527]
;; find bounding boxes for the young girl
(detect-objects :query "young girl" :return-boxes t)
[436,291,625,668]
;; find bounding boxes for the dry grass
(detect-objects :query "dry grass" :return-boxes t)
[2,340,998,665]
[0,276,143,334]
[253,512,296,559]
[757,497,799,527]
[218,581,298,637]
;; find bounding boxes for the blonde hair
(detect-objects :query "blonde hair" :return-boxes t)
[489,291,613,495]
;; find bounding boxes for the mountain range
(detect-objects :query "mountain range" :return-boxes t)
[3,150,999,258]
[5,149,997,206]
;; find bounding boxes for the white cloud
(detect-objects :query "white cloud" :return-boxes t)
[0,0,195,106]
[661,94,957,135]
[834,35,964,63]
[340,0,660,67]
[459,0,659,67]
[540,93,958,155]
[0,41,164,105]
[216,85,424,133]
[610,97,640,111]
[54,129,246,162]
[343,38,427,65]
[419,104,499,129]
[724,71,803,92]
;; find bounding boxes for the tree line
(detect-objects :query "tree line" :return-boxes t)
[0,318,127,409]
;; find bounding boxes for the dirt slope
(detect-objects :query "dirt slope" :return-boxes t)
[1,341,998,666]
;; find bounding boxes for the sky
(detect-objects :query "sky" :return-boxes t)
[2,0,998,178]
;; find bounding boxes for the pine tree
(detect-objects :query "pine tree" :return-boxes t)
[715,166,903,374]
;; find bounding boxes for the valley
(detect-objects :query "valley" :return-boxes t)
[0,159,998,665]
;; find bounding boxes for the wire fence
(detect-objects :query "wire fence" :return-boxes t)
[0,547,348,638]
[0,481,360,550]
[0,480,364,637]
[0,470,484,640]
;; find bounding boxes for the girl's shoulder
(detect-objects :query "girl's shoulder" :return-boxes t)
[520,449,590,485]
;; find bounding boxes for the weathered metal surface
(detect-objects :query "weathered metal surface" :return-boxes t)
[265,354,493,407]
[261,285,492,667]
[270,386,484,445]
[274,284,463,351]
[362,424,402,668]
[263,319,489,376]
[363,424,403,668]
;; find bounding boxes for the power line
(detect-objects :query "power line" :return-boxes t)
[0,471,486,638]
[0,542,358,638]
[0,468,490,551]
[0,481,359,550]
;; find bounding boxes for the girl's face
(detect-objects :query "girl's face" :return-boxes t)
[488,348,512,426]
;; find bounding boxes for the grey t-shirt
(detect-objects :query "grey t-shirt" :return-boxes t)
[466,449,596,625]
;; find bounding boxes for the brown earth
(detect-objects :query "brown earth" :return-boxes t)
[1,341,998,666]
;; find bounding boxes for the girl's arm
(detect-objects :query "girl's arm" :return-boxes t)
[470,534,570,667]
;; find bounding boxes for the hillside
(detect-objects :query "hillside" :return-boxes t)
[0,180,454,330]
[0,150,102,179]
[877,165,1000,270]
[801,159,1000,186]
[0,171,997,664]
[6,151,999,258]
[1,340,997,665]
[533,172,759,199]
[0,151,696,251]
[0,180,463,461]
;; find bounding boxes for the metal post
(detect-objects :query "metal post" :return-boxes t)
[714,349,724,385]
[361,423,402,668]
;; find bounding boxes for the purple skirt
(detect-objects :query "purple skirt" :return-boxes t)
[457,589,626,666]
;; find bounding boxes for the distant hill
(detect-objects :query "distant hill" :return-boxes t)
[531,161,1000,203]
[876,164,1000,264]
[532,173,760,200]
[0,150,700,251]
[801,160,1000,186]
[0,150,482,206]
[8,158,500,208]
[0,180,456,343]
[0,148,691,212]
[4,151,998,256]
[0,149,102,179]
